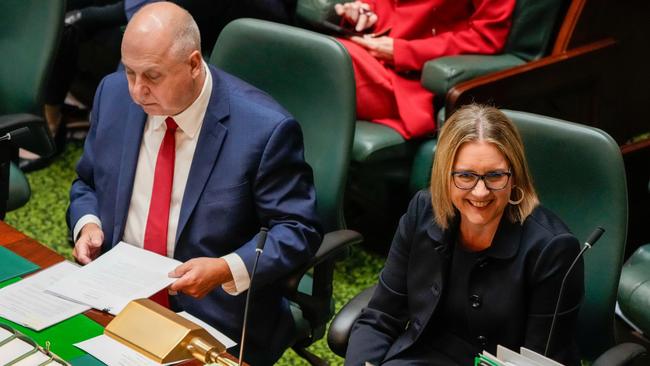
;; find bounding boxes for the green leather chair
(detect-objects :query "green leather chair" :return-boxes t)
[0,0,63,216]
[296,0,615,246]
[296,0,611,166]
[327,110,646,365]
[210,18,363,365]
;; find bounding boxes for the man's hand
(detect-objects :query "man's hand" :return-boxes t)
[351,35,394,63]
[335,1,377,32]
[169,257,234,299]
[73,223,104,265]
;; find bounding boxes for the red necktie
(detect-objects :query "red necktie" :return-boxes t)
[143,117,177,307]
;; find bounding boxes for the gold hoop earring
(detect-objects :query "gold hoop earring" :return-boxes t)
[509,186,524,205]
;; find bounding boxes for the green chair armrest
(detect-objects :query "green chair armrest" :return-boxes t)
[8,162,30,211]
[327,284,376,357]
[618,244,650,334]
[408,138,438,193]
[282,229,363,298]
[421,54,525,96]
[353,121,409,162]
[591,342,647,366]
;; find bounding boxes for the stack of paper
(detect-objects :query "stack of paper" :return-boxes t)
[475,345,564,366]
[0,261,90,331]
[47,242,183,315]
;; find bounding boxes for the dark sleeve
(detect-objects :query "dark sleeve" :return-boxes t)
[524,232,584,366]
[344,191,426,365]
[233,118,322,287]
[67,78,106,233]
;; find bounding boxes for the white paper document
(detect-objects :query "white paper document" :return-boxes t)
[177,311,237,349]
[0,261,90,331]
[497,345,542,366]
[47,242,182,315]
[75,334,176,366]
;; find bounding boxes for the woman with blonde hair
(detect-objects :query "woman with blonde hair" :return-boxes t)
[345,104,583,365]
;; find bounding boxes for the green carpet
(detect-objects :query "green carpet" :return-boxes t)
[5,142,385,365]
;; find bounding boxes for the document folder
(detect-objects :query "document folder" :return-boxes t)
[0,246,39,282]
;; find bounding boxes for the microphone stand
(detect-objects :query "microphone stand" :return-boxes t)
[544,227,604,356]
[238,227,268,366]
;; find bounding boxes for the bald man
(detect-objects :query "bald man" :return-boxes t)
[67,3,321,364]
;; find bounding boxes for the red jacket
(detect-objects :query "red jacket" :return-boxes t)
[340,0,515,138]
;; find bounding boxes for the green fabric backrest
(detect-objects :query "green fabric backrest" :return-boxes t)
[210,19,356,232]
[0,0,64,114]
[503,0,569,61]
[504,110,627,361]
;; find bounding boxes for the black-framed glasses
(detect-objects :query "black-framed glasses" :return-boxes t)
[0,323,69,365]
[451,170,512,191]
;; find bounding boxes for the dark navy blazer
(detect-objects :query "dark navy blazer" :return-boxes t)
[68,65,322,364]
[345,190,583,366]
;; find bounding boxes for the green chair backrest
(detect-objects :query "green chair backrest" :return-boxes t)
[0,0,64,114]
[503,0,569,61]
[210,19,356,232]
[504,110,627,361]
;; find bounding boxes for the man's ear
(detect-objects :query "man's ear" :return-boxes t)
[188,50,203,78]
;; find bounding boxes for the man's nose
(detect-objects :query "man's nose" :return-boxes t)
[131,77,149,100]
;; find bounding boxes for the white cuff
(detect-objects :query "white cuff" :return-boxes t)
[73,215,102,242]
[221,253,250,295]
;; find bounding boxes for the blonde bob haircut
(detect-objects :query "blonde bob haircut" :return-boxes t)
[430,104,539,229]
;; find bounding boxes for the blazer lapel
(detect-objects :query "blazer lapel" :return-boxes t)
[112,103,146,245]
[175,67,230,244]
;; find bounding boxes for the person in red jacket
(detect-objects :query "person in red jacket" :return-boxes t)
[335,0,516,139]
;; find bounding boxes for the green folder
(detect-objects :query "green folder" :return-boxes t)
[0,246,39,282]
[68,354,107,366]
[0,278,105,361]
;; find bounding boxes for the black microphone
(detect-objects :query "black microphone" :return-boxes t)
[238,227,268,366]
[544,226,605,356]
[0,127,31,143]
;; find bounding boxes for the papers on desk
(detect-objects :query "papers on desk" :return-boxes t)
[476,345,565,366]
[47,242,182,315]
[76,334,176,366]
[0,261,90,331]
[177,311,236,349]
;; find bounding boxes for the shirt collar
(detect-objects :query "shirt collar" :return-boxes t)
[151,61,212,138]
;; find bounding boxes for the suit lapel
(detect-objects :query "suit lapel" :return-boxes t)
[112,103,146,245]
[175,67,230,244]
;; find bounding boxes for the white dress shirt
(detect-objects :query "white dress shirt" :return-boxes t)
[74,62,250,295]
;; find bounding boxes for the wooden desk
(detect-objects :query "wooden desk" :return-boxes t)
[0,221,241,365]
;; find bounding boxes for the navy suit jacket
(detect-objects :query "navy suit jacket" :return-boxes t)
[68,65,322,364]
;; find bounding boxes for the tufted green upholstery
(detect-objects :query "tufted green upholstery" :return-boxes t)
[0,0,64,214]
[211,18,363,364]
[330,110,632,363]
